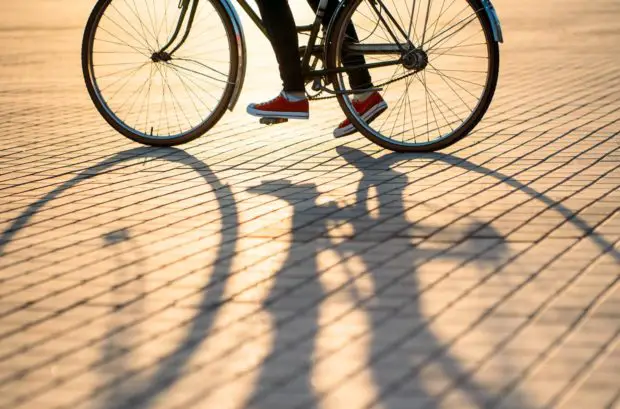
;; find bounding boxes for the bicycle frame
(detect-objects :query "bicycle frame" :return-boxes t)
[160,0,404,78]
[158,0,502,108]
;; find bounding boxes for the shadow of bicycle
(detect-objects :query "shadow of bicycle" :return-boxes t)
[1,145,617,409]
[0,147,238,409]
[239,147,534,409]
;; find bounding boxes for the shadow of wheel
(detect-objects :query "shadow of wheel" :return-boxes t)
[0,147,238,409]
[329,146,618,409]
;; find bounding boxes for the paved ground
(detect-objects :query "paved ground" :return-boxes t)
[0,0,619,408]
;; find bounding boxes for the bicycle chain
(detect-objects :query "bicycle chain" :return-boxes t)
[307,71,415,101]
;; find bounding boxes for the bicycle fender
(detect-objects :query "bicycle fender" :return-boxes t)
[324,0,347,53]
[325,0,503,45]
[218,0,247,111]
[481,0,503,43]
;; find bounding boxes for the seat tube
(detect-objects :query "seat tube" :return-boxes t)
[301,0,329,73]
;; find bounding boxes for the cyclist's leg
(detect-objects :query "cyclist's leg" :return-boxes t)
[314,0,386,137]
[255,0,305,93]
[307,0,373,90]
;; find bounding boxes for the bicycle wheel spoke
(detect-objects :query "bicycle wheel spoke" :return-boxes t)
[96,26,151,58]
[427,63,484,92]
[429,69,485,89]
[426,8,482,50]
[158,65,184,134]
[155,0,173,43]
[419,74,464,127]
[425,65,474,110]
[102,11,152,52]
[388,80,408,137]
[424,0,458,43]
[124,72,154,129]
[94,61,150,67]
[87,0,235,141]
[420,0,433,46]
[423,72,454,136]
[97,63,149,82]
[171,62,218,110]
[426,0,448,45]
[427,22,483,54]
[378,69,408,130]
[166,61,220,87]
[108,70,153,130]
[157,63,170,135]
[144,0,160,48]
[424,2,470,43]
[166,65,207,125]
[93,38,149,55]
[432,53,487,60]
[367,0,406,49]
[166,64,223,105]
[166,62,231,85]
[403,76,417,142]
[334,0,495,150]
[406,0,417,40]
[377,0,411,41]
[394,78,414,135]
[110,2,154,50]
[101,62,149,97]
[173,57,229,79]
[128,0,159,48]
[351,7,393,44]
[143,63,154,134]
[430,41,488,51]
[388,0,409,39]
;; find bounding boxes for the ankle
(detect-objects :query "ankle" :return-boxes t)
[282,91,307,102]
[353,91,375,102]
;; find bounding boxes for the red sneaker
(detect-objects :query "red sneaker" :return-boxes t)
[247,93,309,120]
[333,92,388,138]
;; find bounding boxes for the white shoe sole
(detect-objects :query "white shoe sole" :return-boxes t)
[333,101,388,138]
[247,105,309,120]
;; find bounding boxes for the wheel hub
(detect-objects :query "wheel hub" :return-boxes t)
[402,48,428,71]
[151,51,172,63]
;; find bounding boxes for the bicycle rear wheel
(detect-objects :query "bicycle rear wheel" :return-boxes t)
[328,0,499,152]
[82,0,238,146]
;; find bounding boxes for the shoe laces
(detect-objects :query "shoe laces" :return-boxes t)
[257,94,285,107]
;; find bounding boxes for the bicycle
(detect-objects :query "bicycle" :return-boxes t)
[82,0,503,152]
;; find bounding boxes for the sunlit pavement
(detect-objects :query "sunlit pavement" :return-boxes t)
[0,1,619,408]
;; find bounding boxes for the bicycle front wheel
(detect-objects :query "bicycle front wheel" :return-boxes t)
[329,0,499,152]
[82,0,238,146]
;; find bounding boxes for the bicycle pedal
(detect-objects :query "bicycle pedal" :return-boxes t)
[260,117,289,126]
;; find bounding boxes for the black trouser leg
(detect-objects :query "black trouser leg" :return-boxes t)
[256,0,373,93]
[255,0,305,92]
[307,0,373,90]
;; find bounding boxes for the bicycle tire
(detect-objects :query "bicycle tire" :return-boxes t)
[82,0,239,147]
[328,0,500,153]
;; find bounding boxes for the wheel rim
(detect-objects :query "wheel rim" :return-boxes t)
[86,0,235,141]
[334,0,496,148]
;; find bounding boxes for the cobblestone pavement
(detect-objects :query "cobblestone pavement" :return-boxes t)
[1,0,619,408]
